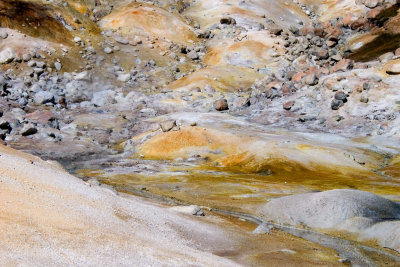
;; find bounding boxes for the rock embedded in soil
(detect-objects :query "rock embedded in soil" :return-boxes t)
[283,101,295,110]
[104,47,113,54]
[214,99,229,111]
[331,99,344,110]
[334,91,347,102]
[159,120,177,132]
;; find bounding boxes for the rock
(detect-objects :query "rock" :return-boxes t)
[22,53,31,62]
[363,0,379,8]
[36,61,46,69]
[91,90,116,107]
[360,94,369,103]
[115,37,129,45]
[0,48,16,64]
[395,48,400,57]
[129,36,142,46]
[65,81,89,103]
[266,21,283,35]
[170,205,205,216]
[214,99,229,111]
[104,47,113,54]
[331,54,342,62]
[74,71,91,81]
[379,52,394,63]
[27,60,36,67]
[73,36,82,43]
[303,73,318,85]
[386,63,400,75]
[21,125,38,136]
[159,120,177,132]
[334,91,347,101]
[26,110,53,124]
[331,99,344,110]
[330,59,353,73]
[258,189,400,230]
[220,16,236,25]
[0,32,8,39]
[54,62,62,71]
[34,91,55,105]
[311,47,329,60]
[188,50,199,60]
[283,101,294,110]
[117,73,131,82]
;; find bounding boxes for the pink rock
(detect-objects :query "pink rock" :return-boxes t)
[26,110,53,124]
[283,101,294,110]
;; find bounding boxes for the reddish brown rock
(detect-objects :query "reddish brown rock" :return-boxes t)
[350,18,367,30]
[283,101,294,110]
[291,72,306,83]
[26,110,53,124]
[342,14,358,27]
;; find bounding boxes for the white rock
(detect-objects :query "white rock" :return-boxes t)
[91,90,116,107]
[74,71,91,81]
[117,73,131,82]
[104,47,113,54]
[0,32,8,39]
[0,48,16,64]
[115,37,129,45]
[54,62,62,71]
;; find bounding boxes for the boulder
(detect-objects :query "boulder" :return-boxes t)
[34,91,55,105]
[159,120,177,132]
[0,48,16,64]
[386,63,400,75]
[117,73,131,82]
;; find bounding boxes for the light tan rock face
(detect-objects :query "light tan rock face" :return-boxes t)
[0,144,240,266]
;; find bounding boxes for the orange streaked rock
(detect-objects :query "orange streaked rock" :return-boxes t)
[100,2,198,46]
